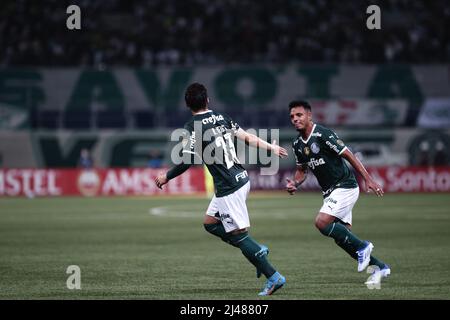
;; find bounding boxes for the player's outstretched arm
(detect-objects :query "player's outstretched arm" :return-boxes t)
[341,149,384,197]
[235,128,288,158]
[286,166,307,195]
[155,163,191,189]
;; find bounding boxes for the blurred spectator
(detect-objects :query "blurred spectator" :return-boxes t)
[1,0,449,66]
[78,148,94,169]
[417,141,431,166]
[433,141,448,166]
[147,149,163,168]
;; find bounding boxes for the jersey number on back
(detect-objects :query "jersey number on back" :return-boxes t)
[215,132,239,169]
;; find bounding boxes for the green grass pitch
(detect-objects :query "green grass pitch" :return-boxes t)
[1,192,449,299]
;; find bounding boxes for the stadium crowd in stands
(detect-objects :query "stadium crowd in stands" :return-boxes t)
[1,0,449,66]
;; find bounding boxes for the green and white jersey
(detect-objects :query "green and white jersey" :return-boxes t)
[292,123,357,198]
[182,110,249,197]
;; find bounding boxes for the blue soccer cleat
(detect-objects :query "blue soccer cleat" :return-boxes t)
[357,241,374,272]
[255,245,269,278]
[258,271,286,296]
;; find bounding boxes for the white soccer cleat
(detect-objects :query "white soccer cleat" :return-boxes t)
[365,265,391,288]
[357,241,374,272]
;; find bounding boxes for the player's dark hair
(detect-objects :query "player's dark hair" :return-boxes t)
[185,83,208,112]
[288,100,312,112]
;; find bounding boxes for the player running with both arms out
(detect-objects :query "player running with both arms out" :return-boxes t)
[155,83,288,296]
[285,100,391,287]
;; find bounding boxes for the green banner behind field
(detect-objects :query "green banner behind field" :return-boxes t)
[1,65,448,127]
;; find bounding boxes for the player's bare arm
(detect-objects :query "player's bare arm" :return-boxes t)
[286,165,307,195]
[235,128,288,158]
[341,149,384,197]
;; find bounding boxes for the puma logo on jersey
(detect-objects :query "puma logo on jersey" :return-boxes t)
[307,157,325,170]
[202,114,224,125]
[326,140,340,153]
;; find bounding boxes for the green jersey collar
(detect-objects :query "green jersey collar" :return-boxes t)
[300,123,317,144]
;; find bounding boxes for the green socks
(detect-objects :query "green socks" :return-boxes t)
[235,233,276,278]
[320,222,365,250]
[334,239,358,259]
[204,223,276,278]
[204,223,238,247]
[321,222,386,269]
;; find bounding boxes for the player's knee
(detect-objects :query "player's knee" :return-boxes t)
[315,218,332,236]
[314,217,326,231]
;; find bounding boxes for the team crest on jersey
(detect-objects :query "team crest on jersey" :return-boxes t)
[304,147,310,156]
[311,142,320,154]
[337,139,345,147]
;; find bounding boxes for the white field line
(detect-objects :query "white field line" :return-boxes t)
[148,206,290,219]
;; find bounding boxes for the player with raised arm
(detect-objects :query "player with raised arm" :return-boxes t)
[286,100,390,287]
[155,83,288,296]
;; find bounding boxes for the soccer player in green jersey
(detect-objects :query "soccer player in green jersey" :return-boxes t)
[155,83,288,296]
[286,100,390,287]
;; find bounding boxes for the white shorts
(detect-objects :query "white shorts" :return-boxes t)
[206,181,251,233]
[319,187,359,225]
